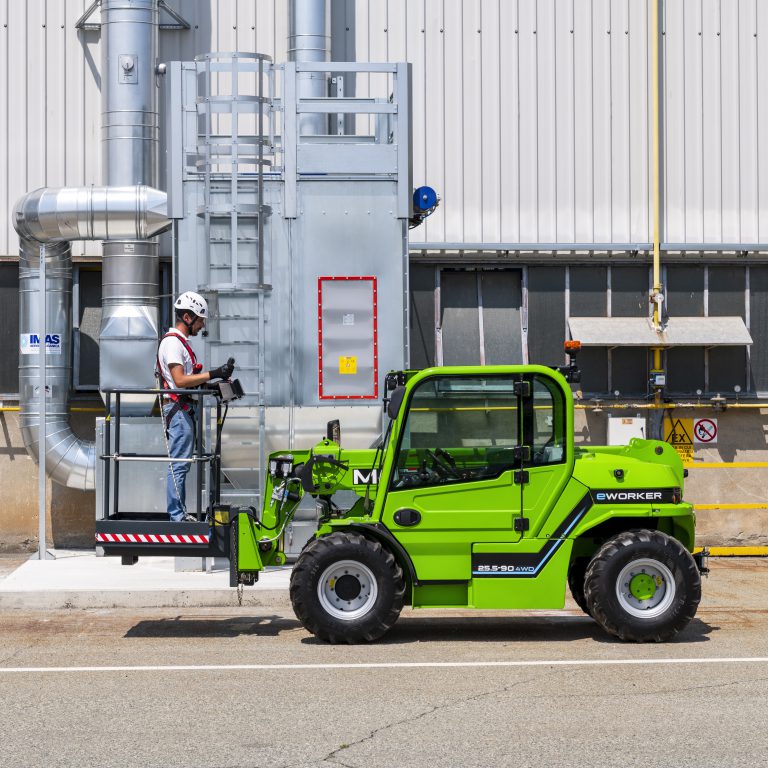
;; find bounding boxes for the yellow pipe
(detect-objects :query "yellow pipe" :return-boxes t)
[694,547,768,556]
[686,462,768,469]
[651,0,662,330]
[695,503,768,510]
[650,0,664,411]
[575,402,768,410]
[0,406,103,413]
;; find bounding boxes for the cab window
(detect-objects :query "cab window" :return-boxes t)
[391,376,520,489]
[529,374,566,466]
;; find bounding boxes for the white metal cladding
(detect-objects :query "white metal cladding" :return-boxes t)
[0,0,291,257]
[2,0,767,255]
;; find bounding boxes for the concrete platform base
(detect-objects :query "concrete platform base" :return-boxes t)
[0,551,292,610]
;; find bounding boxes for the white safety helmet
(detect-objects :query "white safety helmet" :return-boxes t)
[174,291,208,319]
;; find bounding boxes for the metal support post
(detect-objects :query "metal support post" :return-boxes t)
[103,392,111,520]
[113,393,121,518]
[37,245,53,560]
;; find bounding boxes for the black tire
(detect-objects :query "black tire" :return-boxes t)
[584,529,701,642]
[290,532,405,643]
[567,557,591,616]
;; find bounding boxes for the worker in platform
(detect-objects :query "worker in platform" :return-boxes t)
[156,291,235,521]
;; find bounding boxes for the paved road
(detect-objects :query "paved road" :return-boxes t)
[0,558,767,768]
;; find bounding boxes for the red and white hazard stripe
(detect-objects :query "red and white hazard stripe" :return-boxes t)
[96,532,210,545]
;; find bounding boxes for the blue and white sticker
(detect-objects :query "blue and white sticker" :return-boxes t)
[20,333,62,355]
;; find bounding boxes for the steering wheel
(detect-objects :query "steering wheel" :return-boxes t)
[426,449,462,479]
[533,436,555,465]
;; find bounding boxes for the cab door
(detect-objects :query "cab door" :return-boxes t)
[379,372,525,581]
[517,371,576,539]
[469,371,578,609]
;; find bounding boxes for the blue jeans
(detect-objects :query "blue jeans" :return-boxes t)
[164,404,195,522]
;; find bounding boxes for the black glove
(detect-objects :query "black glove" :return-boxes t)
[209,357,235,381]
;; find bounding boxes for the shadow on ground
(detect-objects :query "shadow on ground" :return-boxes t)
[125,614,299,638]
[124,612,715,645]
[302,614,716,646]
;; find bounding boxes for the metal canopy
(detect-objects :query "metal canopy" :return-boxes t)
[568,317,753,347]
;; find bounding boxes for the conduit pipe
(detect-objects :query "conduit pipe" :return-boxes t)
[650,0,664,415]
[14,187,170,490]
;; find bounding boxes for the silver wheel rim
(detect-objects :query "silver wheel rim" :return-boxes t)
[317,559,378,621]
[616,558,676,619]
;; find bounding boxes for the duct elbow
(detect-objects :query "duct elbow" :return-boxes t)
[20,417,97,491]
[13,186,171,243]
[18,237,97,491]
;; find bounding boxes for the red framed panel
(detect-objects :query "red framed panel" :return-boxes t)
[317,276,379,400]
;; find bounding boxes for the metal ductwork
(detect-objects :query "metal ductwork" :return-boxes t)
[288,0,329,135]
[13,186,169,243]
[101,0,159,187]
[14,188,170,490]
[18,240,97,490]
[16,0,164,490]
[99,0,161,395]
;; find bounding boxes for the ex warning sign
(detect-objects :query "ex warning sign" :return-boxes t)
[664,417,694,463]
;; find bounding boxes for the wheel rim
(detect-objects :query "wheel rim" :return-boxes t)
[615,558,676,619]
[317,559,378,621]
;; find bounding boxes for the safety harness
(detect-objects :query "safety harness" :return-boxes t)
[156,330,203,432]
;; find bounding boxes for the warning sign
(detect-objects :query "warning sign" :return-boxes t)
[664,417,694,463]
[339,356,357,375]
[693,418,717,444]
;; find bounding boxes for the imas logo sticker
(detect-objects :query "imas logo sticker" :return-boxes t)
[20,333,62,355]
[352,469,379,485]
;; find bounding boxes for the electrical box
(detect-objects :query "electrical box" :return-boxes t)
[607,416,646,446]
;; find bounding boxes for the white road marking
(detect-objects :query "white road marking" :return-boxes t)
[1,657,768,674]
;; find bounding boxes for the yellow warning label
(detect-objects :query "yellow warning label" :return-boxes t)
[664,417,694,463]
[339,356,357,374]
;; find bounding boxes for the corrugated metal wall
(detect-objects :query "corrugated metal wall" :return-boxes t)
[663,0,768,244]
[1,0,766,256]
[0,0,292,256]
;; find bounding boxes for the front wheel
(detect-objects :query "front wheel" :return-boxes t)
[290,532,405,643]
[584,529,701,642]
[567,557,591,616]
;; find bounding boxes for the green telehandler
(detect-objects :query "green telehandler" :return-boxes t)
[228,356,705,644]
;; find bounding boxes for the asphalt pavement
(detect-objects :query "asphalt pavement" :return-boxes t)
[0,558,767,767]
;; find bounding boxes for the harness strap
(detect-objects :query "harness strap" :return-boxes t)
[163,400,184,432]
[156,330,203,409]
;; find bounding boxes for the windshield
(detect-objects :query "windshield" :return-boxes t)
[389,373,566,490]
[391,375,520,489]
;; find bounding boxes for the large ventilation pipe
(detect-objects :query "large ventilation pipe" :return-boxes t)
[14,187,170,490]
[99,0,161,395]
[15,0,163,491]
[18,240,96,490]
[288,0,330,135]
[14,186,169,243]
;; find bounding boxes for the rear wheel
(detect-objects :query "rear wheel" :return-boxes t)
[584,529,700,642]
[290,531,405,643]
